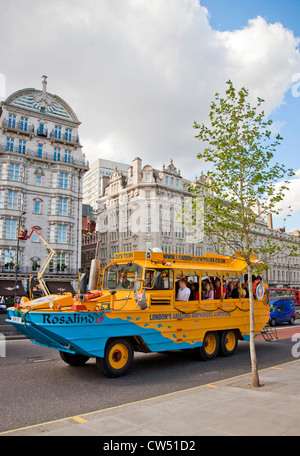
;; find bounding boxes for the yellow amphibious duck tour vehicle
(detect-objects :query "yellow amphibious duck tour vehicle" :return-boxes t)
[7,251,269,378]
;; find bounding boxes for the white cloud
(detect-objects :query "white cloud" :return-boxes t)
[273,169,300,216]
[1,0,300,181]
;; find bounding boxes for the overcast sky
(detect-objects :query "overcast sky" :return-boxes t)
[1,0,300,230]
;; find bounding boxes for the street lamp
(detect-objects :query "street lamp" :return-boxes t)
[14,211,26,302]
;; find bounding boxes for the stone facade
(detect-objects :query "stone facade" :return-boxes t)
[0,76,88,283]
[94,157,300,288]
[83,158,129,210]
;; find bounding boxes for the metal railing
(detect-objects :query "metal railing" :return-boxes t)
[0,141,89,168]
[50,130,79,144]
[1,119,80,145]
[1,265,77,275]
[2,118,34,133]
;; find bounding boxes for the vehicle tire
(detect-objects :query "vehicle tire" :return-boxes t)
[97,338,134,378]
[219,330,238,357]
[270,318,276,327]
[289,316,295,325]
[195,331,220,361]
[59,351,90,366]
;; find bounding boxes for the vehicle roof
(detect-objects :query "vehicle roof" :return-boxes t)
[270,299,295,305]
[112,251,256,274]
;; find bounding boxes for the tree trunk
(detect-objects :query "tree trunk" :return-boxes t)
[248,267,260,387]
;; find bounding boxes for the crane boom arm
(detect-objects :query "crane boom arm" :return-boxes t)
[19,227,56,296]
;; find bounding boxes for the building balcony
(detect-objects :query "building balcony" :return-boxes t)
[1,118,35,135]
[50,130,80,145]
[1,264,77,275]
[0,141,89,169]
[37,125,48,137]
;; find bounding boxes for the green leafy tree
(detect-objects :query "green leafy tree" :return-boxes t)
[192,80,298,387]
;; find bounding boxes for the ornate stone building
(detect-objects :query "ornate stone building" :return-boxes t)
[94,157,300,288]
[0,76,88,295]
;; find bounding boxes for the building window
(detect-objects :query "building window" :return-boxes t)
[0,191,4,209]
[1,163,7,179]
[58,198,67,216]
[38,123,45,135]
[9,164,20,181]
[8,114,16,128]
[57,253,66,272]
[59,173,68,189]
[64,150,71,163]
[7,190,18,210]
[18,140,26,154]
[65,128,72,141]
[4,249,15,268]
[34,201,41,214]
[32,231,39,242]
[6,219,17,239]
[20,117,28,132]
[54,125,62,139]
[6,137,14,151]
[36,175,42,186]
[57,225,67,243]
[49,225,55,243]
[50,198,56,215]
[54,147,61,161]
[37,144,43,158]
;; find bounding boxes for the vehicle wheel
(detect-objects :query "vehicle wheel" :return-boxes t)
[59,351,90,366]
[289,317,295,325]
[219,330,238,357]
[270,318,276,327]
[97,338,134,378]
[195,331,219,361]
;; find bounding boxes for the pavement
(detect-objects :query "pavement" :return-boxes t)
[2,313,300,437]
[1,357,300,437]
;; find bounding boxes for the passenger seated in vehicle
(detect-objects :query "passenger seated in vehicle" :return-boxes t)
[226,281,234,299]
[232,281,240,299]
[190,282,199,300]
[176,278,191,301]
[214,278,226,299]
[202,282,214,300]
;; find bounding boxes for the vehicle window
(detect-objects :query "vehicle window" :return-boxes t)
[144,269,173,290]
[103,262,143,290]
[174,273,199,300]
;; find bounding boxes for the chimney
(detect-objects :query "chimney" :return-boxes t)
[268,213,273,230]
[41,75,47,93]
[132,157,142,185]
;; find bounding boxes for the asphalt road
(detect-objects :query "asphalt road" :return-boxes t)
[1,325,300,433]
